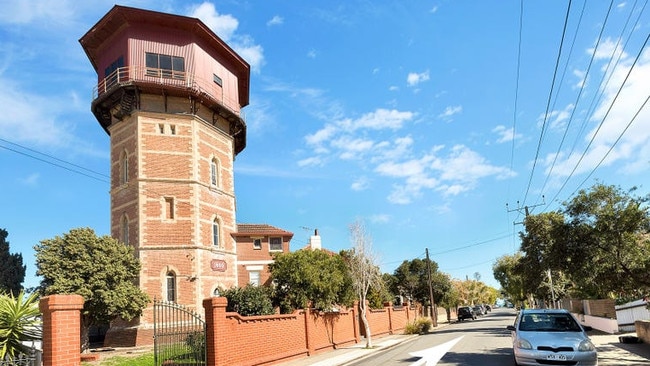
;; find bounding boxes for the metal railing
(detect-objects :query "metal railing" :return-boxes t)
[92,66,243,120]
[153,300,206,366]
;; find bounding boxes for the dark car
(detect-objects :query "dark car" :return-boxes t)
[457,306,476,321]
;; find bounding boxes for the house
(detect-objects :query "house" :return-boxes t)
[233,224,294,286]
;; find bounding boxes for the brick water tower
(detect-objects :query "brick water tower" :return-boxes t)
[80,5,249,346]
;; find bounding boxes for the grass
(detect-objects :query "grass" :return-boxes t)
[81,352,154,366]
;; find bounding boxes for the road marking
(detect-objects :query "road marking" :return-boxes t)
[409,336,464,365]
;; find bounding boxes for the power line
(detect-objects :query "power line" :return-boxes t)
[0,143,109,184]
[522,0,573,207]
[545,31,650,208]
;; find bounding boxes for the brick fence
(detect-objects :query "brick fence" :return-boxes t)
[39,295,445,366]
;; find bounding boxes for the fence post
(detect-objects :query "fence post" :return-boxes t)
[203,297,228,366]
[39,294,85,366]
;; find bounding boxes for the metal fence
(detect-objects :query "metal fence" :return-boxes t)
[153,300,206,366]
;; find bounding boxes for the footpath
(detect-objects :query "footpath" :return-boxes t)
[279,323,650,366]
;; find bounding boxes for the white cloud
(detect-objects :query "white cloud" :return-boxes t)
[297,156,324,167]
[267,15,284,26]
[492,125,521,144]
[407,70,430,86]
[438,105,462,120]
[351,176,370,191]
[369,214,390,223]
[307,49,317,58]
[189,2,265,73]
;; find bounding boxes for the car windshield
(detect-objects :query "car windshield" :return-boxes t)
[518,313,582,332]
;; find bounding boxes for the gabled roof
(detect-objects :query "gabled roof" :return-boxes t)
[232,224,294,238]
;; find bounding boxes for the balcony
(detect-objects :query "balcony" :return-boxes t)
[92,66,243,120]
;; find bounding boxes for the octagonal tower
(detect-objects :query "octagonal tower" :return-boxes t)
[80,5,249,346]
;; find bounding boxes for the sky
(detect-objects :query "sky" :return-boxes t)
[1,0,649,291]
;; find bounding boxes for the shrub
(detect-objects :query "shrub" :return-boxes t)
[404,317,432,335]
[219,285,275,316]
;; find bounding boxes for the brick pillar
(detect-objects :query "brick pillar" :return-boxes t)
[303,306,314,355]
[385,302,394,334]
[39,294,85,366]
[203,297,228,366]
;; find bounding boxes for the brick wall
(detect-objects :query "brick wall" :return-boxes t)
[203,298,417,366]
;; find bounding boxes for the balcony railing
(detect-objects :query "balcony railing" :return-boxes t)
[92,66,242,119]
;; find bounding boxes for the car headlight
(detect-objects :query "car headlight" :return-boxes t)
[515,338,533,350]
[578,339,596,352]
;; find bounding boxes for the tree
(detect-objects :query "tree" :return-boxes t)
[220,285,275,316]
[343,220,384,348]
[269,249,353,313]
[392,258,449,307]
[560,184,650,298]
[493,253,526,304]
[0,291,41,360]
[0,229,26,295]
[34,227,149,352]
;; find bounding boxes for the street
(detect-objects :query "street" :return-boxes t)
[348,309,514,366]
[346,308,650,366]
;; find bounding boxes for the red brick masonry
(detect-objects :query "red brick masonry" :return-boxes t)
[39,294,84,366]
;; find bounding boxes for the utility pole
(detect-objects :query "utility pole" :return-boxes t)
[425,248,438,327]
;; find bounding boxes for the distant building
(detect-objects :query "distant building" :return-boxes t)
[233,224,294,286]
[80,5,291,346]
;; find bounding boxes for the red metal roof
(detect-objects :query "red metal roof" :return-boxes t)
[79,4,250,107]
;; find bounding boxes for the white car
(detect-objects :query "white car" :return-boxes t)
[506,309,597,366]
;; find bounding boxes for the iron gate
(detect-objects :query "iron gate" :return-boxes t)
[153,300,206,366]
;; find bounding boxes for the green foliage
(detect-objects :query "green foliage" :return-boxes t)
[0,291,41,360]
[391,258,450,306]
[0,229,26,295]
[493,253,526,302]
[404,318,432,334]
[34,227,150,349]
[269,249,353,313]
[513,184,650,300]
[185,331,206,361]
[219,285,275,316]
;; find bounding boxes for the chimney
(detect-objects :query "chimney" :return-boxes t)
[309,229,321,250]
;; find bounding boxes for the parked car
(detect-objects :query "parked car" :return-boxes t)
[506,309,597,366]
[472,305,485,316]
[457,306,476,321]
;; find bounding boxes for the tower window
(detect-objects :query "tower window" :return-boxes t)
[210,159,219,186]
[166,272,176,302]
[121,214,129,245]
[212,219,220,247]
[213,74,222,87]
[120,151,128,185]
[145,52,185,80]
[164,197,175,220]
[170,125,176,135]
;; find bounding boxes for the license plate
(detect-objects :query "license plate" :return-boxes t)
[546,354,567,361]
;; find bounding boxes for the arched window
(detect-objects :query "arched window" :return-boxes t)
[166,272,176,302]
[121,214,129,245]
[120,150,128,185]
[212,219,220,247]
[210,158,219,187]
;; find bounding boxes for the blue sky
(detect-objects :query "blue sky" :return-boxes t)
[1,1,649,290]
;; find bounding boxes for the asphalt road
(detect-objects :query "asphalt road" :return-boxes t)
[346,309,650,366]
[347,309,516,366]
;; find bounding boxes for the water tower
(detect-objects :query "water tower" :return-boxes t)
[80,5,249,346]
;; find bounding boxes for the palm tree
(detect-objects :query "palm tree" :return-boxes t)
[0,291,41,360]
